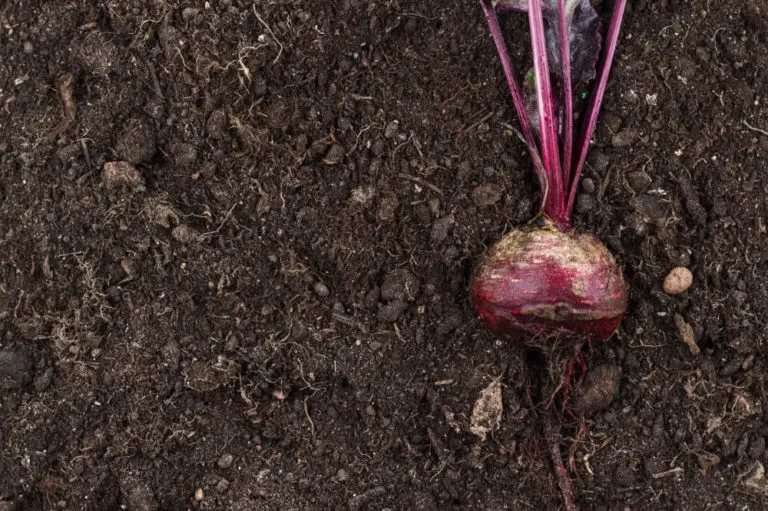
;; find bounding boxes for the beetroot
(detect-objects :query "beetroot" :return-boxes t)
[472,223,628,345]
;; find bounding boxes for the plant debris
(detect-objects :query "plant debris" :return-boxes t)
[470,377,503,441]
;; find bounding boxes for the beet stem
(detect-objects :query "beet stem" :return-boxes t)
[479,0,549,204]
[557,0,574,193]
[566,0,627,216]
[528,0,566,224]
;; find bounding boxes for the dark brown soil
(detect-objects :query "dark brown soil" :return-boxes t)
[1,1,768,509]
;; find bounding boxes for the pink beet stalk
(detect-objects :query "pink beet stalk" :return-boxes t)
[527,0,566,227]
[558,0,574,192]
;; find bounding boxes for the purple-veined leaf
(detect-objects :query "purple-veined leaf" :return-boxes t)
[554,0,600,93]
[494,1,600,93]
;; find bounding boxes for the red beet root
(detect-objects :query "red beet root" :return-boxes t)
[472,223,628,345]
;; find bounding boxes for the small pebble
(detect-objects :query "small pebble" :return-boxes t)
[336,469,350,482]
[215,478,230,493]
[580,178,596,194]
[313,281,330,297]
[471,183,503,207]
[103,161,145,189]
[323,144,345,165]
[571,364,622,416]
[384,120,399,139]
[194,488,204,501]
[663,267,693,295]
[217,453,234,469]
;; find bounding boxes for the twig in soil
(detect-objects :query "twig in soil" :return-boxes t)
[140,57,164,99]
[79,138,93,169]
[13,290,24,318]
[331,312,370,333]
[198,203,239,241]
[348,122,377,156]
[253,7,283,64]
[542,411,578,511]
[296,359,323,392]
[743,120,768,137]
[303,397,315,438]
[174,47,193,72]
[428,427,451,463]
[397,173,443,195]
[46,73,76,140]
[236,45,268,83]
[652,467,683,479]
[459,110,494,137]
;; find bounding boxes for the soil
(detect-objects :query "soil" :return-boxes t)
[1,0,768,509]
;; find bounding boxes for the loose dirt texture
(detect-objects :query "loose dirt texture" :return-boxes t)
[1,1,767,509]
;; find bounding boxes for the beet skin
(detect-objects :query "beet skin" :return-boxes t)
[471,226,628,344]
